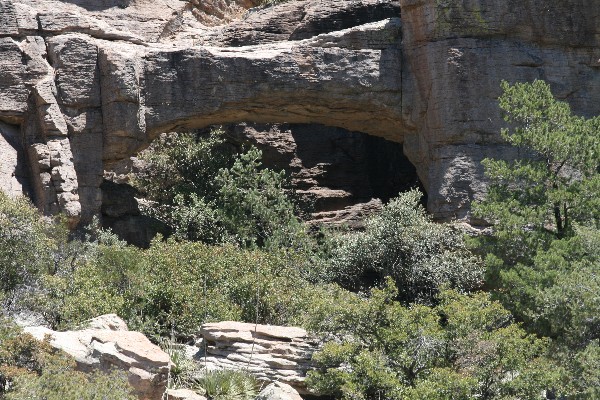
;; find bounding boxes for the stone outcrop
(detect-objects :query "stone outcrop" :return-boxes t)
[0,121,30,198]
[189,0,260,28]
[197,0,401,46]
[257,382,304,400]
[24,314,170,400]
[1,0,599,224]
[398,0,600,219]
[198,321,317,394]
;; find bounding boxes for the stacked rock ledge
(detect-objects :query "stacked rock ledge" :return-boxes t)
[199,321,319,395]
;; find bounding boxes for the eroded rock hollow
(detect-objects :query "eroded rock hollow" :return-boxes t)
[1,0,600,226]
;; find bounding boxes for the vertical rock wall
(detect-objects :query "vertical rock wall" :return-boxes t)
[400,0,600,219]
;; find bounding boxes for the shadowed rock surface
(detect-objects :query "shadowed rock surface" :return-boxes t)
[1,0,599,225]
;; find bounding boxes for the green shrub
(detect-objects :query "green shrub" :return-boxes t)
[215,147,308,250]
[134,130,308,249]
[197,369,258,400]
[38,239,142,330]
[124,240,325,339]
[306,279,561,400]
[565,342,600,398]
[37,234,330,339]
[134,130,234,244]
[323,190,483,303]
[6,355,136,400]
[0,193,58,309]
[160,339,202,389]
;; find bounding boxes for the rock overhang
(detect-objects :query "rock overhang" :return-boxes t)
[1,0,599,224]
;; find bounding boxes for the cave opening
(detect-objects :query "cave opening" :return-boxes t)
[0,121,32,200]
[220,122,426,228]
[101,122,426,246]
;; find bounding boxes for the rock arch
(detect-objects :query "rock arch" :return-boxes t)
[2,0,600,227]
[18,11,408,226]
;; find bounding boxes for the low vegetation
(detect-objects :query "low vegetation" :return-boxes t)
[0,80,598,398]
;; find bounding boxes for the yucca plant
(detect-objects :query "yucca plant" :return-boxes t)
[160,339,201,389]
[196,369,258,400]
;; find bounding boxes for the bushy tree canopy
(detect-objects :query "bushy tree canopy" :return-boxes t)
[475,80,600,265]
[134,130,307,249]
[324,190,483,304]
[472,80,600,397]
[306,279,560,400]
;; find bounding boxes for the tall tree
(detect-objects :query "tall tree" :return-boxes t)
[473,81,600,395]
[475,80,600,268]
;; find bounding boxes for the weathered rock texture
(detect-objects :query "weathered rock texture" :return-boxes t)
[257,382,304,400]
[199,321,317,394]
[1,0,599,223]
[226,122,419,227]
[24,314,170,400]
[399,0,600,219]
[164,388,207,400]
[0,121,30,197]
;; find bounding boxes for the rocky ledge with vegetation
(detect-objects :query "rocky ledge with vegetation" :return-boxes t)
[1,80,599,399]
[1,0,599,399]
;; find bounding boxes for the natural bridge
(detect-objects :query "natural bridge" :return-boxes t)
[1,0,600,227]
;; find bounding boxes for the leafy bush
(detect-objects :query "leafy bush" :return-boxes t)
[38,237,142,330]
[306,279,561,400]
[6,355,135,400]
[215,147,307,250]
[134,130,308,249]
[37,234,331,339]
[323,190,483,303]
[0,193,58,309]
[124,240,327,339]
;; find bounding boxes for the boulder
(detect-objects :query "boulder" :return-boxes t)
[257,382,304,400]
[24,315,170,400]
[85,313,130,331]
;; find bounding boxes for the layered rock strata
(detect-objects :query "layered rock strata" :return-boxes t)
[399,0,600,218]
[198,321,318,394]
[1,0,599,224]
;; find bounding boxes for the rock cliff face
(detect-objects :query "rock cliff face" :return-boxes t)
[0,0,599,225]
